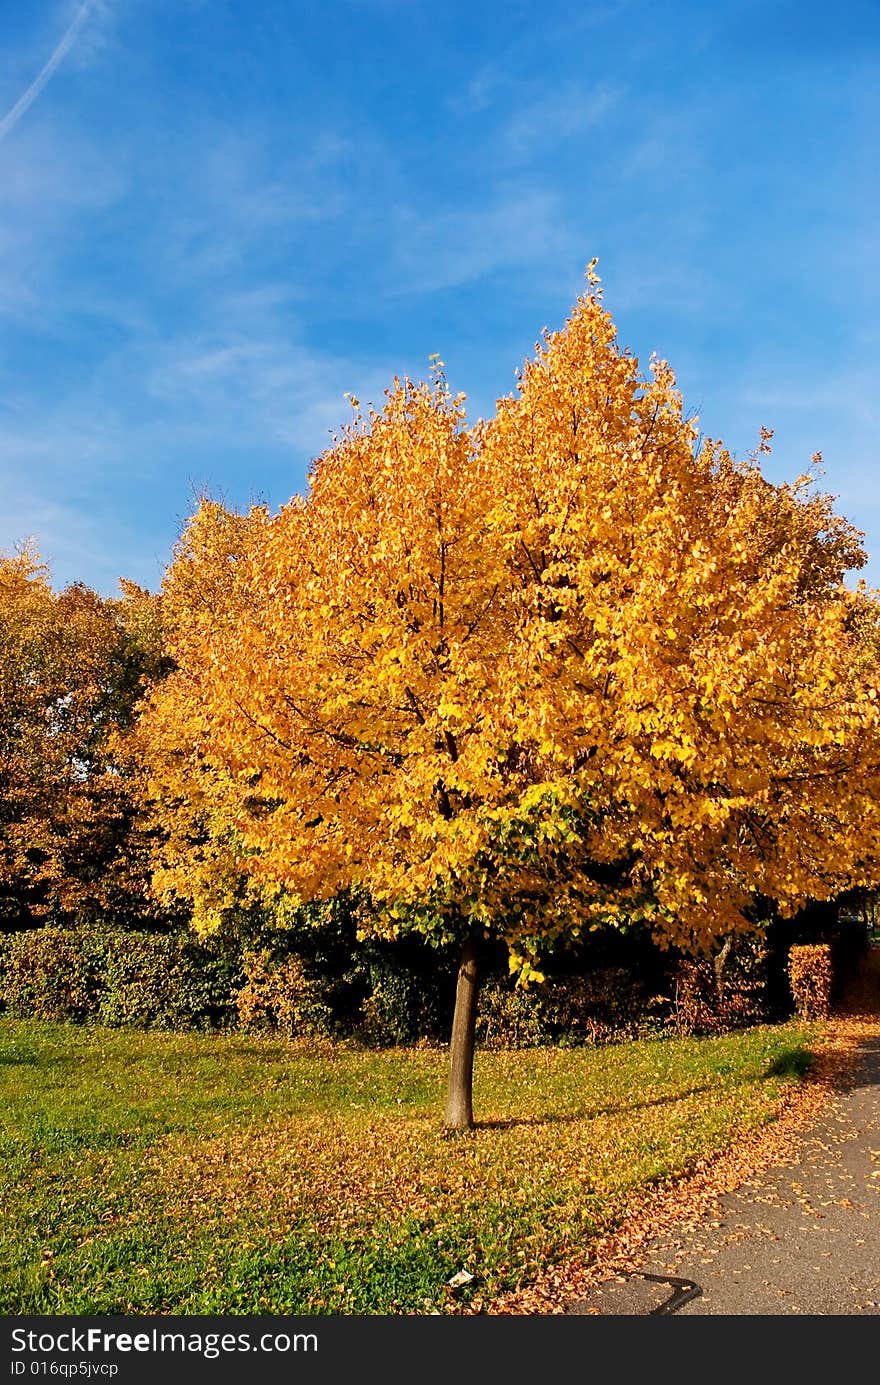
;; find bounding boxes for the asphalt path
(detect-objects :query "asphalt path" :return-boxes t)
[571,957,880,1316]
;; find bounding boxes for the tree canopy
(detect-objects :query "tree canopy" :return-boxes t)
[0,546,167,928]
[136,271,880,1123]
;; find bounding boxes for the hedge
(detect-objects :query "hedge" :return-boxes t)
[0,928,240,1030]
[788,943,833,1019]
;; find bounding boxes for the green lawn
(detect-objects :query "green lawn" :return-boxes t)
[0,1017,816,1314]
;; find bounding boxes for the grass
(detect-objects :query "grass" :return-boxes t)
[0,1016,817,1314]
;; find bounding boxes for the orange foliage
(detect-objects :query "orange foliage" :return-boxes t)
[0,545,164,926]
[788,943,833,1018]
[137,271,880,974]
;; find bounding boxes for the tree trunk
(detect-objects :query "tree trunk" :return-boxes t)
[444,936,480,1130]
[714,936,733,1006]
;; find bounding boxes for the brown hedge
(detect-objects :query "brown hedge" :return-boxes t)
[787,942,833,1019]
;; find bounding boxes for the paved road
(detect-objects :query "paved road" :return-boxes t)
[572,1003,880,1315]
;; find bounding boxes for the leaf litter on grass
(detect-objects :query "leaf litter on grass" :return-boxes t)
[0,1020,821,1313]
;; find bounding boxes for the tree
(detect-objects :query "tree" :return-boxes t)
[138,270,880,1127]
[128,501,281,938]
[0,545,167,929]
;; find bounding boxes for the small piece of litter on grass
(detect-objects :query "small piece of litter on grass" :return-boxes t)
[448,1270,475,1288]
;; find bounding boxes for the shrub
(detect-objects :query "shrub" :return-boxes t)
[0,928,240,1029]
[828,915,870,996]
[0,914,454,1041]
[719,937,773,1025]
[0,928,102,1021]
[235,949,334,1037]
[475,968,659,1048]
[356,952,454,1046]
[226,895,455,1044]
[475,980,549,1049]
[788,943,833,1019]
[97,933,240,1030]
[673,960,719,1036]
[542,968,653,1044]
[674,938,773,1036]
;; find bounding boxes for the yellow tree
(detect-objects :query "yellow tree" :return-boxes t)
[129,501,279,936]
[139,272,880,1127]
[0,546,166,928]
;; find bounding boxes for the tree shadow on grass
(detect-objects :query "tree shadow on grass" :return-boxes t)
[476,1051,822,1131]
[763,1048,813,1080]
[0,1052,78,1068]
[476,1082,721,1130]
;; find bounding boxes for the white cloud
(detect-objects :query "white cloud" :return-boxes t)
[0,120,128,333]
[0,302,400,592]
[143,329,394,456]
[387,184,583,296]
[0,472,151,594]
[500,82,623,163]
[451,3,634,116]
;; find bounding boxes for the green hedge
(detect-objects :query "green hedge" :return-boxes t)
[0,928,240,1030]
[0,922,452,1041]
[0,927,672,1044]
[0,922,788,1045]
[0,929,102,1022]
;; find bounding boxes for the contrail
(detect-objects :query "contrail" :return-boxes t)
[0,2,94,144]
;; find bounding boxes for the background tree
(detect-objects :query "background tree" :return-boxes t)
[138,272,880,1128]
[0,545,168,929]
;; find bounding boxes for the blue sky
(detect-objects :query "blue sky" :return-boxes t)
[1,0,878,594]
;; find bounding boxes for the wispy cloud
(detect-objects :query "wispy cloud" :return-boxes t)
[0,2,95,144]
[143,326,395,458]
[1,0,875,598]
[0,122,127,333]
[0,294,399,592]
[387,185,583,296]
[145,131,355,287]
[451,3,634,115]
[499,82,623,163]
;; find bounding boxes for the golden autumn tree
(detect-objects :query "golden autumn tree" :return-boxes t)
[128,501,280,937]
[0,545,167,928]
[139,270,880,1128]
